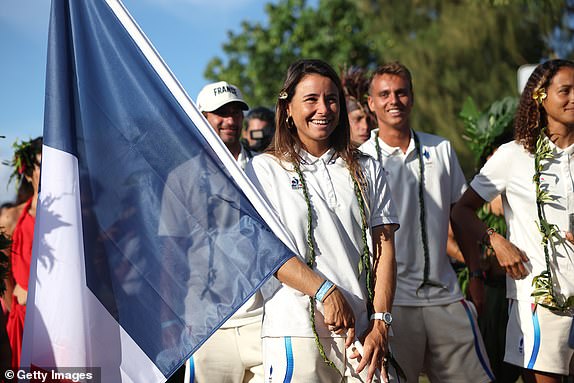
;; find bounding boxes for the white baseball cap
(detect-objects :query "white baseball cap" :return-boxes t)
[196,81,249,112]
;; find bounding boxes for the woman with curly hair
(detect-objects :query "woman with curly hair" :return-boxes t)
[452,59,574,382]
[5,136,42,369]
[246,59,399,382]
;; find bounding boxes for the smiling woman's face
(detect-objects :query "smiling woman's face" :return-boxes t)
[543,66,574,131]
[287,74,340,155]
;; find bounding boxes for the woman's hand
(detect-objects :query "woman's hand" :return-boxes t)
[350,321,390,383]
[322,288,355,347]
[491,232,529,280]
[275,257,357,345]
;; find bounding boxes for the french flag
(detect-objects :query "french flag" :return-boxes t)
[21,0,295,381]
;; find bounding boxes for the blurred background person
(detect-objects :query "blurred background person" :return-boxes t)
[242,106,275,153]
[4,137,42,369]
[341,66,375,148]
[0,176,34,240]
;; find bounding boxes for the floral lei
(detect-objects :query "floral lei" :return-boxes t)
[531,129,574,313]
[293,156,371,372]
[374,132,446,293]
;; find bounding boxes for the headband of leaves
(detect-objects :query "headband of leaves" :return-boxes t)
[2,139,38,186]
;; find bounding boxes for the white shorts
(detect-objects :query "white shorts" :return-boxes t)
[191,321,263,383]
[263,336,401,383]
[390,300,494,383]
[505,299,574,375]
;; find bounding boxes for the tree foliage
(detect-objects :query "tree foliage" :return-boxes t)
[205,0,376,111]
[205,0,571,172]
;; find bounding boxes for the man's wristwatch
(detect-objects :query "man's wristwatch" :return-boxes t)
[370,312,393,326]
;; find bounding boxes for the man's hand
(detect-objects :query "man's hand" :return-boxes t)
[350,321,390,383]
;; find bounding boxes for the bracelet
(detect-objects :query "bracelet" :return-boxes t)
[480,227,496,255]
[482,227,496,244]
[315,280,335,303]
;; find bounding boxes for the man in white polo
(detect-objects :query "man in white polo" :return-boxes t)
[162,81,262,383]
[360,62,494,382]
[190,81,263,383]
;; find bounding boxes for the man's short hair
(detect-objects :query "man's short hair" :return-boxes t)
[245,106,275,128]
[369,61,413,94]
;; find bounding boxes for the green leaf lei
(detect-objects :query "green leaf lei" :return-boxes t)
[293,158,370,373]
[2,139,36,187]
[374,132,446,294]
[531,131,574,313]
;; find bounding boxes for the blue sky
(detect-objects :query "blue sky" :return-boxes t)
[0,0,274,203]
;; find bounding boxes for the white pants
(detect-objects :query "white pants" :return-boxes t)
[191,321,263,383]
[262,336,387,383]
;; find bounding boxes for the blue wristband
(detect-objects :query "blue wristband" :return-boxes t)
[315,280,334,302]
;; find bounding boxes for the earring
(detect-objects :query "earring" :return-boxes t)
[286,115,295,129]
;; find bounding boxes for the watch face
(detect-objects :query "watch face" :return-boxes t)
[383,312,393,325]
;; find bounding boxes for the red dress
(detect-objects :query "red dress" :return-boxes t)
[6,198,35,368]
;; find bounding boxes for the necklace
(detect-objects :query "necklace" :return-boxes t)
[374,132,446,293]
[531,131,574,313]
[293,154,370,371]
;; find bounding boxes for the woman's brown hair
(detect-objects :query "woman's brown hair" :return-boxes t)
[514,59,574,153]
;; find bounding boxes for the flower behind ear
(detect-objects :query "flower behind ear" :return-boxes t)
[532,88,547,105]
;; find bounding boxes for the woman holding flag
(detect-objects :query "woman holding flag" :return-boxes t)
[246,59,399,383]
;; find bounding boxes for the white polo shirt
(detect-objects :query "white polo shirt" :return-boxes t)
[470,139,574,302]
[158,147,263,328]
[360,130,467,306]
[245,148,399,338]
